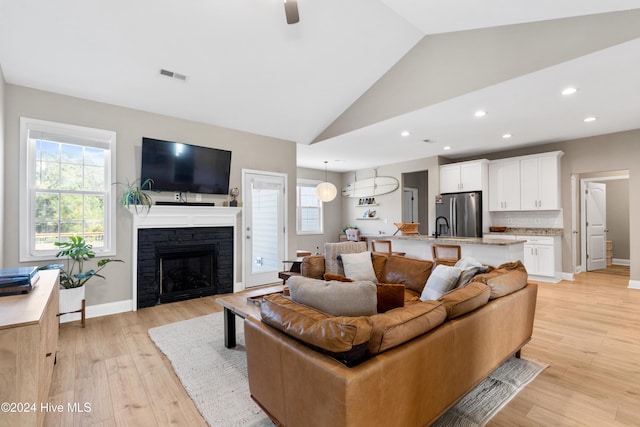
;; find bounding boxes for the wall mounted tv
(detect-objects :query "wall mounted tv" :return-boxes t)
[141,137,232,195]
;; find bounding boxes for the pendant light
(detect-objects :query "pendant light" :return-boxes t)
[316,161,337,202]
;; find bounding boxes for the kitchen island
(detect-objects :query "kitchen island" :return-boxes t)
[374,235,525,267]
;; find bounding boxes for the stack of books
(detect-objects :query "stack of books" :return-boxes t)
[0,266,40,296]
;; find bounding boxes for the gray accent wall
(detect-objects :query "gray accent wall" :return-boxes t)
[296,167,343,253]
[0,65,4,269]
[4,84,297,306]
[605,179,630,261]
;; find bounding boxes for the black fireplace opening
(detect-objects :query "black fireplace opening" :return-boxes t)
[158,244,217,304]
[137,226,234,309]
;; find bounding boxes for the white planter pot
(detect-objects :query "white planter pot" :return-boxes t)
[59,285,85,314]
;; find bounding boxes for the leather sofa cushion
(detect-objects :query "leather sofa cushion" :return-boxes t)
[472,260,528,299]
[438,282,490,319]
[486,270,528,299]
[368,301,446,355]
[380,255,433,294]
[301,255,325,279]
[288,276,377,317]
[260,294,373,366]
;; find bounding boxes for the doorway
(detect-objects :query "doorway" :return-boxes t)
[401,170,429,235]
[575,171,629,275]
[242,170,287,288]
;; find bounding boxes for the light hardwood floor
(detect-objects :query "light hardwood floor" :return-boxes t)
[45,272,640,426]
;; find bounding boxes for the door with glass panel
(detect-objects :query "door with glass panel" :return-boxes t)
[243,170,286,287]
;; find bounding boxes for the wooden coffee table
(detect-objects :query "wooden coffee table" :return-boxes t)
[216,284,284,348]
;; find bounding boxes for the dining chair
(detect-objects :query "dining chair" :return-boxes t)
[431,244,461,266]
[371,240,406,256]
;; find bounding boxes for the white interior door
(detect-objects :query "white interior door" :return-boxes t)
[586,182,607,271]
[243,171,286,287]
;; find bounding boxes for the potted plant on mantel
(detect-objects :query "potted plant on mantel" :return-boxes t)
[52,236,123,326]
[115,178,154,213]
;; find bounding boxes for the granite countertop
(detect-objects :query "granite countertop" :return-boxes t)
[379,235,526,246]
[485,227,564,236]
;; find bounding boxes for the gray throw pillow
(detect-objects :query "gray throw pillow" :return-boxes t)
[288,276,377,316]
[454,257,486,288]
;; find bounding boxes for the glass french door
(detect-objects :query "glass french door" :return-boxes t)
[243,170,286,287]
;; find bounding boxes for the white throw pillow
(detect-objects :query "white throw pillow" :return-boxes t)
[340,251,378,283]
[420,264,462,301]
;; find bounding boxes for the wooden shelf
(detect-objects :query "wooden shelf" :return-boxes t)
[356,204,379,207]
[356,217,379,220]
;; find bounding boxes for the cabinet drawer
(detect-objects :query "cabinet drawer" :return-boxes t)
[517,235,554,245]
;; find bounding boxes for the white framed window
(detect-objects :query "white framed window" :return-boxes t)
[296,179,324,235]
[19,117,117,261]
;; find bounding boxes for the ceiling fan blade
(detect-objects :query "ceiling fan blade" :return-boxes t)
[284,0,299,24]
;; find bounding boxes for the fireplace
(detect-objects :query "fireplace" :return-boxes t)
[129,205,241,311]
[136,226,234,309]
[158,244,216,304]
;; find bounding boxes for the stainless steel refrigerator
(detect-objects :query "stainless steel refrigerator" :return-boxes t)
[434,191,482,238]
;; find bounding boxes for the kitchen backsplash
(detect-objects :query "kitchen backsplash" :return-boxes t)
[489,210,563,229]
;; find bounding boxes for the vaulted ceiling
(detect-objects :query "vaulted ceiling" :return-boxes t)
[1,1,639,172]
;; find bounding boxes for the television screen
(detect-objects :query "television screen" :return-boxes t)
[141,137,231,195]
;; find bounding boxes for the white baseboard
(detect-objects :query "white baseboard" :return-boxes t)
[60,299,133,324]
[561,272,575,281]
[613,258,630,266]
[628,280,640,290]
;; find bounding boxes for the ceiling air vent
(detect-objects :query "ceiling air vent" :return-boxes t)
[159,68,188,82]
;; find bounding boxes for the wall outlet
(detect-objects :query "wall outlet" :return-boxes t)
[174,193,181,201]
[195,194,202,202]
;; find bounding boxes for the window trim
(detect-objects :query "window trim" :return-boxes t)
[19,117,117,262]
[296,179,324,235]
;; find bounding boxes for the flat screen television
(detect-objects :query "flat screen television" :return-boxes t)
[141,137,232,195]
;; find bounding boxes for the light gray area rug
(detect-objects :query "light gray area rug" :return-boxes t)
[149,312,547,427]
[149,313,273,426]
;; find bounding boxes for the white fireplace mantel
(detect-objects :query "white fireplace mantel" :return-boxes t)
[129,205,242,310]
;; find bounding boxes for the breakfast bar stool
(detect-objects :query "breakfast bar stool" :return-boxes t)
[371,240,406,256]
[431,244,461,266]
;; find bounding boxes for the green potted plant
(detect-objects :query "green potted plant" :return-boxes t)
[52,236,123,325]
[116,178,154,213]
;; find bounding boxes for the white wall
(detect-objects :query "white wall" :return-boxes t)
[4,84,297,306]
[341,156,439,238]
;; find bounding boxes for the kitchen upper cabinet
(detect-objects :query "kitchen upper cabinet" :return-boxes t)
[488,160,520,211]
[440,160,487,193]
[520,153,562,210]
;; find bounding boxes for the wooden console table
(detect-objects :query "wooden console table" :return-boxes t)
[0,270,60,427]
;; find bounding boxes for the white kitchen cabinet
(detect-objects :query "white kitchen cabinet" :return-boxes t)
[520,153,562,210]
[440,160,487,193]
[518,235,560,281]
[488,159,520,211]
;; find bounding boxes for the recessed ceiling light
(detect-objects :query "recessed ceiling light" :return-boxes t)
[474,110,487,118]
[502,133,512,139]
[584,116,597,122]
[400,130,411,137]
[443,146,452,150]
[561,87,578,95]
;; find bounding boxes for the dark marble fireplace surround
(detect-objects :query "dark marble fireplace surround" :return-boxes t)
[136,226,233,309]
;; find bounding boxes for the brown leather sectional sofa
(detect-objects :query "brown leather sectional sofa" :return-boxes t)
[244,253,538,427]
